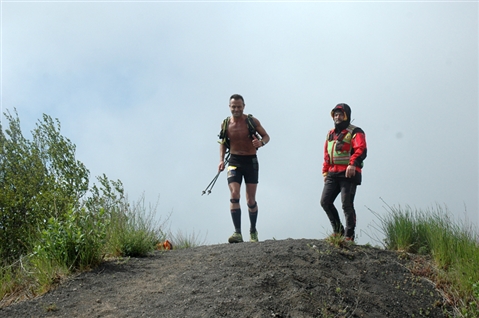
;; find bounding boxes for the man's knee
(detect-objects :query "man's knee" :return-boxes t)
[229,189,240,201]
[245,193,256,206]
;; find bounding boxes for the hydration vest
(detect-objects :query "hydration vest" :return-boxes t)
[218,114,257,149]
[326,124,362,166]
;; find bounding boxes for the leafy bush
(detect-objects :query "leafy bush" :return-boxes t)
[0,110,89,263]
[0,110,174,305]
[32,208,107,271]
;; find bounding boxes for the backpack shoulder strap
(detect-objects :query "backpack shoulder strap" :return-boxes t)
[222,116,230,135]
[336,125,358,141]
[327,128,334,141]
[218,116,231,146]
[346,124,357,134]
[246,114,258,138]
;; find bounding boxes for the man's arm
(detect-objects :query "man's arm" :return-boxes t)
[253,118,270,147]
[218,143,227,172]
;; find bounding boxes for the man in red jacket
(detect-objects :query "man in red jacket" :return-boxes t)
[320,103,367,242]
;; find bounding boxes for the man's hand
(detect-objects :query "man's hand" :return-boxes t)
[218,161,225,172]
[252,135,263,148]
[345,165,356,178]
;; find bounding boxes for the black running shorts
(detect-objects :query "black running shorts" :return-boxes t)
[227,154,259,184]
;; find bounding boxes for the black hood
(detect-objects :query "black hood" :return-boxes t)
[331,103,351,132]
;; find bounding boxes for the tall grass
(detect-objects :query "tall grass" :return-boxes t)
[373,203,479,317]
[168,229,208,250]
[105,195,167,257]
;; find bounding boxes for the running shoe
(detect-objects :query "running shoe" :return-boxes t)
[228,232,243,243]
[250,231,259,242]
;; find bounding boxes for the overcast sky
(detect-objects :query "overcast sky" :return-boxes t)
[1,1,478,245]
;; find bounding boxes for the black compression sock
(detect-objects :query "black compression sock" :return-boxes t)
[249,209,258,233]
[231,208,241,233]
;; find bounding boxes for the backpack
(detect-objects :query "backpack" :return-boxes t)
[218,114,257,149]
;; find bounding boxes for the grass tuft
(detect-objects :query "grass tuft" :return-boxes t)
[168,229,207,250]
[105,195,166,257]
[372,201,479,317]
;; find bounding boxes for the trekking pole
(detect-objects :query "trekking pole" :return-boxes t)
[201,171,220,196]
[202,152,230,195]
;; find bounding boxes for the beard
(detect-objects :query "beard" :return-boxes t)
[232,111,243,118]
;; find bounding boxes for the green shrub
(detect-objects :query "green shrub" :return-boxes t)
[32,208,107,271]
[0,111,173,304]
[0,110,89,263]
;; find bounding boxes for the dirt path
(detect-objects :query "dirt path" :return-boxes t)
[0,239,451,317]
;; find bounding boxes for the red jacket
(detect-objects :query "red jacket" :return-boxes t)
[322,127,367,176]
